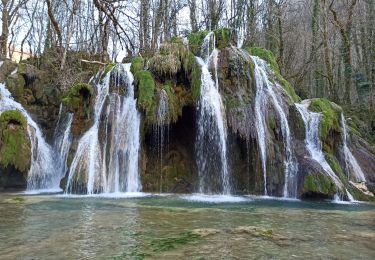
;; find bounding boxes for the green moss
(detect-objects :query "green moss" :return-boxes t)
[162,83,191,123]
[62,83,92,113]
[260,229,273,238]
[102,63,115,79]
[135,70,156,122]
[325,153,347,183]
[0,110,31,172]
[309,98,342,140]
[187,30,209,56]
[170,36,183,44]
[149,232,201,252]
[5,75,26,98]
[182,52,201,102]
[12,196,25,202]
[349,186,375,202]
[213,28,231,49]
[245,47,300,102]
[149,54,181,77]
[246,47,280,73]
[0,110,27,126]
[303,173,337,195]
[268,115,277,130]
[130,57,144,75]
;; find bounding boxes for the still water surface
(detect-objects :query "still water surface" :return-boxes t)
[0,192,374,259]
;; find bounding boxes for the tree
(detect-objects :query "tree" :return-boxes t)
[0,0,28,57]
[329,0,358,104]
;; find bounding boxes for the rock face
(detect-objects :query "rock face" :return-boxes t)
[0,110,31,190]
[1,31,375,201]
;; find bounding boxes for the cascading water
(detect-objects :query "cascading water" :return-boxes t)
[0,83,61,191]
[340,114,366,182]
[53,104,73,182]
[66,63,141,194]
[196,32,230,194]
[154,89,169,192]
[251,56,297,197]
[295,102,353,201]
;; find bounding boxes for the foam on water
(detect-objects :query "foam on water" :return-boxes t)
[181,194,249,203]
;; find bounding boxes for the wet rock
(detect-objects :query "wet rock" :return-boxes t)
[0,110,31,190]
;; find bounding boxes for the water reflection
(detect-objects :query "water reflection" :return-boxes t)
[0,193,374,259]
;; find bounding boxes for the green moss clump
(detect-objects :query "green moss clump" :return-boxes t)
[135,70,156,122]
[149,54,181,77]
[213,28,231,49]
[0,110,31,172]
[182,52,201,102]
[130,57,144,75]
[149,232,201,252]
[309,98,342,140]
[162,83,191,123]
[247,47,280,73]
[5,74,26,98]
[303,173,337,196]
[62,83,93,114]
[348,186,375,202]
[324,153,347,182]
[187,30,209,56]
[245,47,300,102]
[0,110,27,126]
[102,63,115,79]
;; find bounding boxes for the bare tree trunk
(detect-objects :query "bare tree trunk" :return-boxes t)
[45,0,62,46]
[188,0,198,32]
[0,0,10,58]
[329,0,358,105]
[322,0,336,101]
[60,0,80,70]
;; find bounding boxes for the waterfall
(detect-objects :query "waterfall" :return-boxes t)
[251,56,297,197]
[66,63,141,194]
[296,102,344,189]
[196,32,230,194]
[155,89,169,192]
[341,114,366,182]
[0,83,62,191]
[53,104,73,182]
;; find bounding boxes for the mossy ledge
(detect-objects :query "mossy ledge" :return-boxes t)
[130,56,144,75]
[302,173,337,198]
[0,110,31,172]
[309,98,342,141]
[62,83,93,115]
[135,70,156,123]
[245,46,300,103]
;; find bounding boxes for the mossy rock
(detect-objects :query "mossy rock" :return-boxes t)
[324,153,347,184]
[0,59,17,82]
[213,28,232,49]
[149,54,181,77]
[309,98,342,141]
[161,83,191,123]
[302,173,337,198]
[62,83,92,113]
[130,57,144,75]
[135,70,156,122]
[246,47,280,73]
[245,47,300,103]
[348,185,375,202]
[0,110,31,173]
[5,74,26,98]
[187,30,209,56]
[182,53,202,103]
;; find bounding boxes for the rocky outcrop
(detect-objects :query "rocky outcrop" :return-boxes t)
[1,31,375,201]
[0,110,31,190]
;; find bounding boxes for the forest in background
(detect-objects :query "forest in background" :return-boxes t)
[1,0,374,121]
